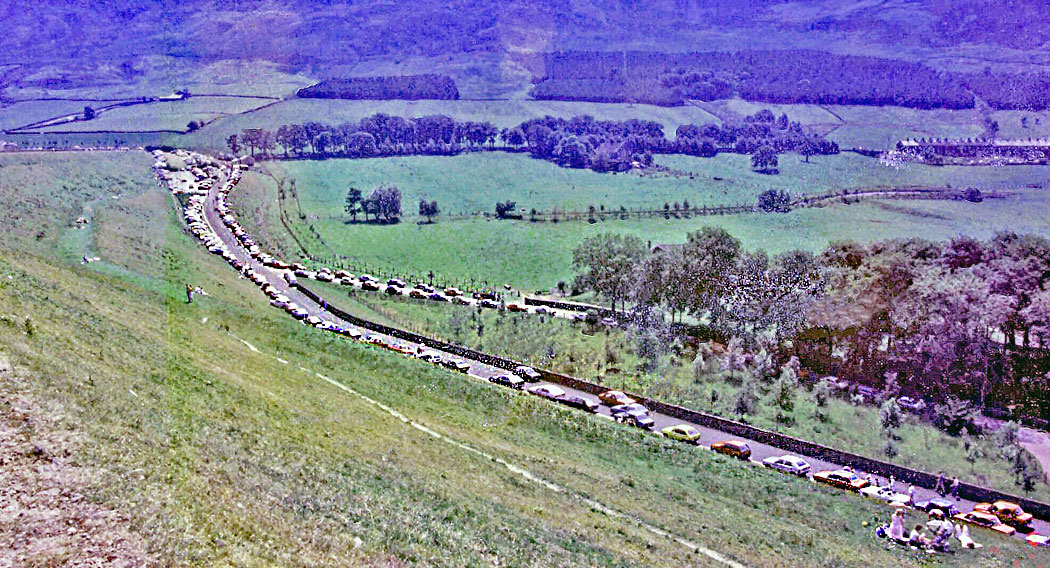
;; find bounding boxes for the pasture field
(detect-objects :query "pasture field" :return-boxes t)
[271,152,1050,217]
[314,286,1050,502]
[178,97,725,147]
[183,97,998,152]
[6,59,313,101]
[4,154,1038,567]
[32,96,276,133]
[826,126,934,151]
[4,91,1032,157]
[698,98,841,125]
[0,99,97,131]
[990,109,1050,140]
[698,101,990,150]
[252,153,1050,290]
[825,105,986,149]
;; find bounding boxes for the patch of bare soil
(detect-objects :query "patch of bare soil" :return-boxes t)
[0,357,150,568]
[869,200,951,220]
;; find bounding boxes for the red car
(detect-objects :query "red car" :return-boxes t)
[710,440,751,460]
[812,469,870,492]
[953,511,1016,536]
[973,501,1034,530]
[598,390,635,407]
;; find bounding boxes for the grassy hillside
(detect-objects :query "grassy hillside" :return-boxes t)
[6,151,1042,566]
[317,287,1050,501]
[5,1,1050,102]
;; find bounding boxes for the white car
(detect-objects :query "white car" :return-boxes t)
[761,455,811,476]
[526,384,566,400]
[859,485,911,506]
[417,350,443,363]
[305,315,323,326]
[1026,534,1050,547]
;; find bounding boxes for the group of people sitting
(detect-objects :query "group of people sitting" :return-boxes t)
[877,508,981,552]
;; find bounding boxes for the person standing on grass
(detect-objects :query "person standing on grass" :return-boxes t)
[935,471,946,496]
[889,509,907,542]
[186,283,194,303]
[907,484,916,505]
[950,477,960,498]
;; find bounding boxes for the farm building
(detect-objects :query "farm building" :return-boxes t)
[896,138,1050,164]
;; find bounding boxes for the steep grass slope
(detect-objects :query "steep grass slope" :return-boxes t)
[0,151,1040,566]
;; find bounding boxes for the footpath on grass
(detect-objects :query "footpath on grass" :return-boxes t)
[294,280,1050,523]
[185,148,1050,526]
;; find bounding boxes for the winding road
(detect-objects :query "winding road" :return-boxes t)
[176,152,1050,546]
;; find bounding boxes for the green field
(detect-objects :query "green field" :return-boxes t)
[825,105,986,149]
[178,97,725,148]
[698,99,841,125]
[271,152,1050,216]
[32,96,275,133]
[181,97,1002,153]
[5,153,1041,566]
[0,99,97,131]
[4,90,1033,157]
[250,152,1050,290]
[315,287,1049,501]
[7,59,314,101]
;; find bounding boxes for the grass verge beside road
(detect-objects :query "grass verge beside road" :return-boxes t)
[313,286,1050,503]
[0,148,1043,566]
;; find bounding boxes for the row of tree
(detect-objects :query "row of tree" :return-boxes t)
[226,111,837,174]
[676,110,839,159]
[572,230,1050,423]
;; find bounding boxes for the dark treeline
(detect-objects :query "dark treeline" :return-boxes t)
[232,114,499,159]
[676,109,839,157]
[573,230,1050,425]
[297,75,460,101]
[531,50,1050,111]
[530,78,685,107]
[230,111,836,173]
[964,71,1050,111]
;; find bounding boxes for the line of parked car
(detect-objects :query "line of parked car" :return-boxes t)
[257,253,606,324]
[163,151,1048,551]
[482,371,1046,545]
[166,154,483,383]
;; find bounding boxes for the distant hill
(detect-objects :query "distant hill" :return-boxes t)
[1,1,1049,99]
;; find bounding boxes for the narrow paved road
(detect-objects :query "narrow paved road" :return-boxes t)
[190,158,1049,544]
